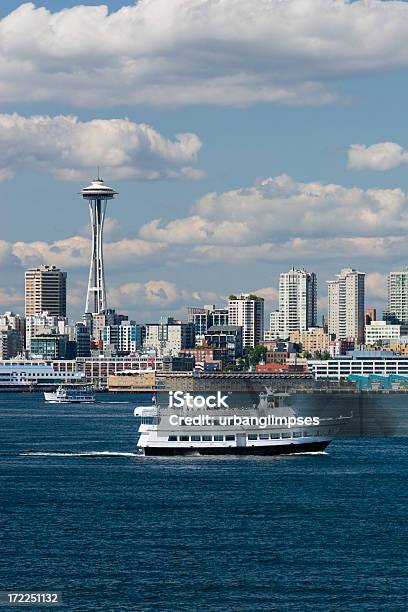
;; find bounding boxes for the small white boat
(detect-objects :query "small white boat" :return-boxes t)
[44,385,95,404]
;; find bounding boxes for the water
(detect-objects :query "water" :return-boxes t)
[1,392,407,611]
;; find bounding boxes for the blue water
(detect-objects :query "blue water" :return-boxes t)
[1,393,407,611]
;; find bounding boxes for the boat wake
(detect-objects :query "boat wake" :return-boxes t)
[19,451,138,457]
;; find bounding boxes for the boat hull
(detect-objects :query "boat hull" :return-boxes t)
[143,439,331,456]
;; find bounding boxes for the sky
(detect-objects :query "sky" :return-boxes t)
[1,0,408,323]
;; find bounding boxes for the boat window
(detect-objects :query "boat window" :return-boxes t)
[270,433,280,439]
[225,435,235,441]
[282,432,291,439]
[293,432,302,438]
[168,436,177,442]
[259,433,269,440]
[213,435,223,441]
[179,435,189,442]
[202,435,212,441]
[191,435,201,442]
[248,434,258,440]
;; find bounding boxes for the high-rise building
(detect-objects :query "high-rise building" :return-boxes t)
[278,268,317,338]
[81,176,117,316]
[327,268,365,342]
[25,265,67,318]
[228,294,264,348]
[103,321,142,355]
[188,305,229,338]
[386,270,408,325]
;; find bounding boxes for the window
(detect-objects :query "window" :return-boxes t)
[225,435,235,441]
[270,433,280,439]
[293,431,302,438]
[168,436,177,442]
[213,435,223,441]
[282,432,291,439]
[179,435,189,442]
[248,434,258,440]
[191,435,201,442]
[259,433,269,440]
[202,435,212,442]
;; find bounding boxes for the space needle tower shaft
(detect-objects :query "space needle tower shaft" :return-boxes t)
[81,176,117,315]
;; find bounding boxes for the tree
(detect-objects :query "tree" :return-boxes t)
[248,345,267,366]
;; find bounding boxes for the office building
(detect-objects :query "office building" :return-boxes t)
[144,318,195,356]
[290,327,330,355]
[30,334,68,360]
[278,268,317,338]
[103,321,142,355]
[365,308,377,325]
[25,265,67,318]
[204,325,243,360]
[25,311,67,351]
[308,351,408,380]
[365,321,408,345]
[188,305,229,338]
[386,270,408,325]
[228,294,264,348]
[327,268,365,343]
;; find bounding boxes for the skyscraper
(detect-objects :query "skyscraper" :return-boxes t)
[228,293,264,348]
[385,270,408,324]
[25,265,67,317]
[278,267,317,338]
[81,176,117,316]
[327,268,365,342]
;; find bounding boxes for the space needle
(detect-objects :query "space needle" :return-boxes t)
[81,174,117,316]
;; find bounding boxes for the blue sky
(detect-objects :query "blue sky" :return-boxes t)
[1,0,408,322]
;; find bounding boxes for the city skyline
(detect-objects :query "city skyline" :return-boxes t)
[2,1,408,321]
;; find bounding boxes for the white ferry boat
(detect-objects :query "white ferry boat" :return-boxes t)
[44,385,95,404]
[134,389,334,456]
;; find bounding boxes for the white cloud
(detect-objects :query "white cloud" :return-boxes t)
[7,235,166,269]
[3,1,408,108]
[0,113,203,181]
[108,280,226,320]
[348,142,408,171]
[140,174,408,248]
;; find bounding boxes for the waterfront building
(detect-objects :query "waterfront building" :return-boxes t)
[81,176,117,316]
[188,305,229,338]
[386,269,408,325]
[327,268,365,343]
[278,268,317,338]
[162,354,196,372]
[25,265,67,318]
[144,318,195,356]
[204,325,243,359]
[308,351,408,380]
[228,294,264,348]
[289,327,330,355]
[0,362,67,387]
[365,321,408,345]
